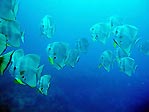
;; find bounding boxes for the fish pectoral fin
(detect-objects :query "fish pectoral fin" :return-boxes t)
[14,78,25,85]
[98,64,102,69]
[48,57,54,65]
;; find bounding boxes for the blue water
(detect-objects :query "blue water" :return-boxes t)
[0,0,149,112]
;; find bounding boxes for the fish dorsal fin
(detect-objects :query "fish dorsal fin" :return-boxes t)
[24,54,40,68]
[126,25,138,39]
[12,49,24,62]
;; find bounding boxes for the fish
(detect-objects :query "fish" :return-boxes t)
[46,42,69,70]
[0,18,24,47]
[90,23,111,44]
[14,54,42,87]
[113,24,139,56]
[119,57,137,77]
[37,75,51,95]
[99,50,114,72]
[9,49,44,87]
[138,39,149,55]
[75,38,89,53]
[65,49,80,67]
[0,0,19,21]
[40,15,55,39]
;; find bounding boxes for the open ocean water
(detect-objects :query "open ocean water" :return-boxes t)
[0,0,149,112]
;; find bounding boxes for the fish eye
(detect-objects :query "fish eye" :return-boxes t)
[116,30,118,34]
[54,56,56,59]
[22,76,26,80]
[92,28,94,31]
[111,23,114,27]
[14,67,16,70]
[41,87,43,91]
[49,48,51,50]
[22,76,25,79]
[42,25,44,28]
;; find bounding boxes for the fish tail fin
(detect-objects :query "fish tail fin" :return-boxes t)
[134,65,138,73]
[13,0,19,17]
[21,32,25,43]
